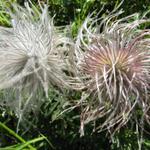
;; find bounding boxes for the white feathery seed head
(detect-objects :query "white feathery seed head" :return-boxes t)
[0,2,72,119]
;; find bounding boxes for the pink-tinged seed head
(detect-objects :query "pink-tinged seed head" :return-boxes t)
[75,12,150,135]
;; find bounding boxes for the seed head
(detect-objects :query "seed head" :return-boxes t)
[75,12,150,135]
[0,2,72,116]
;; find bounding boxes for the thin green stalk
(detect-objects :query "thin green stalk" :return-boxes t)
[0,122,35,150]
[17,136,45,150]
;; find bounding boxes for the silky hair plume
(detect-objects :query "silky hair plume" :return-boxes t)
[0,2,73,122]
[74,10,150,136]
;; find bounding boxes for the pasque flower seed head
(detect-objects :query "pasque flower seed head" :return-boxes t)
[0,2,72,120]
[75,12,150,134]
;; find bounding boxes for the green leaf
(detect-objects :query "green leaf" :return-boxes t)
[144,140,150,147]
[0,122,35,150]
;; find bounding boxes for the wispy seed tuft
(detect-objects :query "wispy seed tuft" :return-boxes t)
[75,12,150,135]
